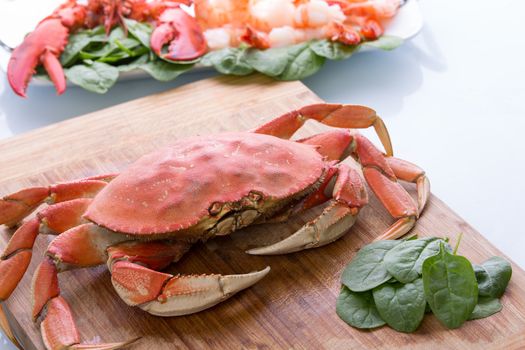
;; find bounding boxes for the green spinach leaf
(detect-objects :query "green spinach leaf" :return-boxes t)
[65,62,119,94]
[310,40,358,60]
[385,238,449,283]
[201,48,254,75]
[117,55,149,72]
[341,240,401,292]
[372,279,426,333]
[364,36,404,51]
[474,257,512,298]
[61,26,106,66]
[336,286,385,329]
[422,243,478,329]
[468,296,503,320]
[245,46,293,77]
[277,43,325,81]
[123,18,153,49]
[139,58,194,81]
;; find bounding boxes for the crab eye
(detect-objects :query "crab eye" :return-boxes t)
[209,202,222,215]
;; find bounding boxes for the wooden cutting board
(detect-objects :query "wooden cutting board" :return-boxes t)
[1,75,524,350]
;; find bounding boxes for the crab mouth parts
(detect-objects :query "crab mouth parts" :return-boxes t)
[203,170,328,240]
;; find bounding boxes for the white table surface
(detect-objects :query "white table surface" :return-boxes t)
[1,0,525,348]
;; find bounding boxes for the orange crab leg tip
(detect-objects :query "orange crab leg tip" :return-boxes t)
[0,250,32,300]
[32,258,60,320]
[372,117,393,157]
[40,296,80,350]
[373,216,416,241]
[417,175,430,214]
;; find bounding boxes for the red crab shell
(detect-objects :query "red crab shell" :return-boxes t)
[84,132,325,235]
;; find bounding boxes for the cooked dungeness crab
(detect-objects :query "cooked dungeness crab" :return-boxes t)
[0,103,429,350]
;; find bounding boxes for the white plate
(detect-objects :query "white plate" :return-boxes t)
[0,0,423,86]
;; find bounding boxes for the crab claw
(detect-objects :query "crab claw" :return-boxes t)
[247,202,357,255]
[150,7,207,61]
[7,18,69,97]
[126,266,271,317]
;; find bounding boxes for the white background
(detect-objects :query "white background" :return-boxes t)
[1,0,525,348]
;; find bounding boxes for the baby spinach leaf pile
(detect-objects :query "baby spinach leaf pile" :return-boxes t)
[201,36,403,81]
[336,236,512,333]
[38,21,402,93]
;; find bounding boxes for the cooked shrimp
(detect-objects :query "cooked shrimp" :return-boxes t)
[330,0,401,19]
[194,0,248,29]
[194,0,400,50]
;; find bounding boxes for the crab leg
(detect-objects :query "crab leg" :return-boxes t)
[31,224,269,349]
[297,129,429,240]
[248,163,367,255]
[0,198,91,301]
[352,134,428,240]
[249,127,429,253]
[0,174,115,227]
[252,103,393,156]
[32,224,135,350]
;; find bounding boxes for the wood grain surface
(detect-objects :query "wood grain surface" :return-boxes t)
[0,75,524,350]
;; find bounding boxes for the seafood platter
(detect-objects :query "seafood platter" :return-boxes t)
[0,0,423,95]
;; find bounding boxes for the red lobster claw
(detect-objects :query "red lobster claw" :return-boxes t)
[7,19,68,97]
[150,7,207,61]
[7,1,85,97]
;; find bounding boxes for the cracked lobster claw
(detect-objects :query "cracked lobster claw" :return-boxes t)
[7,19,69,97]
[7,1,86,97]
[138,267,270,317]
[150,7,207,61]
